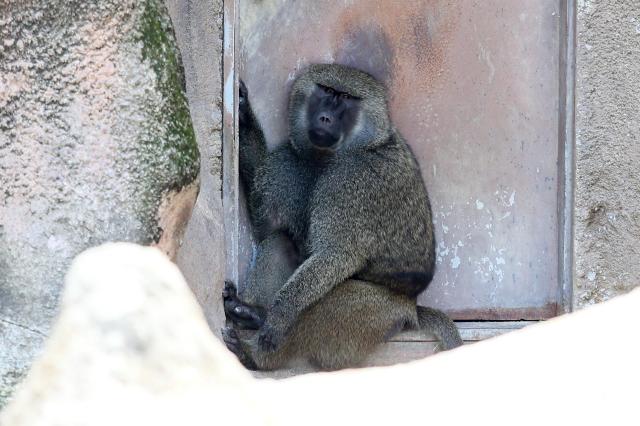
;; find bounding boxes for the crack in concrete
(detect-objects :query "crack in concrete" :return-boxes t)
[0,318,46,337]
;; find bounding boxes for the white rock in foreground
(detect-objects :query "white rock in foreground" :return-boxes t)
[0,243,262,426]
[2,242,639,425]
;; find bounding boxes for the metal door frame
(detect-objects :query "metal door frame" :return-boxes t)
[558,0,576,314]
[222,0,577,317]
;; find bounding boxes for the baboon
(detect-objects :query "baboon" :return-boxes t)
[223,64,462,370]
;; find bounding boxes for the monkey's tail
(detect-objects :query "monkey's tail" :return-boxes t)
[416,306,463,350]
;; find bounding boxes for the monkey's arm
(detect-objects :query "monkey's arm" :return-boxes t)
[238,80,267,197]
[256,250,365,352]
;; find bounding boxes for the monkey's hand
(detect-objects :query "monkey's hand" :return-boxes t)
[256,315,288,352]
[223,281,265,330]
[256,324,283,352]
[238,79,251,127]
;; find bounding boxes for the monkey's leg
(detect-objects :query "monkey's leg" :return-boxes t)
[224,280,418,371]
[416,306,463,350]
[240,231,300,309]
[222,232,301,369]
[224,230,299,331]
[294,280,417,371]
[257,251,365,352]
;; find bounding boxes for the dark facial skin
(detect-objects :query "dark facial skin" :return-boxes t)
[306,84,360,149]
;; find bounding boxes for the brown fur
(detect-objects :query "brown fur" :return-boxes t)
[224,64,461,370]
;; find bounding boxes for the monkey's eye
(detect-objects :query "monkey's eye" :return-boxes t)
[340,93,351,100]
[325,87,335,95]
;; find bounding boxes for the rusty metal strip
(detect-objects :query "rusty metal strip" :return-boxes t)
[222,0,239,284]
[444,303,558,321]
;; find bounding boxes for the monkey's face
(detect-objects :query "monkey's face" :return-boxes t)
[288,64,391,156]
[305,84,361,151]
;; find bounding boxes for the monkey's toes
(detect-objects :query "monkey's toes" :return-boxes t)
[222,325,238,343]
[225,296,264,330]
[222,326,258,370]
[222,326,245,356]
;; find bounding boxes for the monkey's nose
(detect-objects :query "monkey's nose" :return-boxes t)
[318,113,332,125]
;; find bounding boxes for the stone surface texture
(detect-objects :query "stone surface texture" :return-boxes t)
[574,0,640,308]
[165,0,226,334]
[0,243,263,426]
[0,0,198,408]
[1,243,638,425]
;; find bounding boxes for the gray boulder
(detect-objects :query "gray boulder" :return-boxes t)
[0,0,198,407]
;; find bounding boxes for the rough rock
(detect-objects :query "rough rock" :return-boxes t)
[0,0,198,407]
[165,0,227,334]
[574,0,640,307]
[1,242,638,425]
[0,243,262,426]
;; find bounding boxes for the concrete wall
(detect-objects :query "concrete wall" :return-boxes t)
[165,0,226,334]
[180,0,640,313]
[163,0,640,315]
[574,0,640,308]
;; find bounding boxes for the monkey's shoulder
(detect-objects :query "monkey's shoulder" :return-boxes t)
[324,142,422,191]
[252,143,315,237]
[257,143,315,185]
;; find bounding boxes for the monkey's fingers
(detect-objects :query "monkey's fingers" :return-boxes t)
[233,305,264,326]
[256,323,284,353]
[224,296,264,329]
[238,79,248,104]
[238,80,252,127]
[222,280,237,300]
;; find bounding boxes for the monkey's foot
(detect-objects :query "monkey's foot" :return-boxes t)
[223,281,264,330]
[221,326,257,370]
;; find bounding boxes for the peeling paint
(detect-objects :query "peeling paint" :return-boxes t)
[451,256,461,269]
